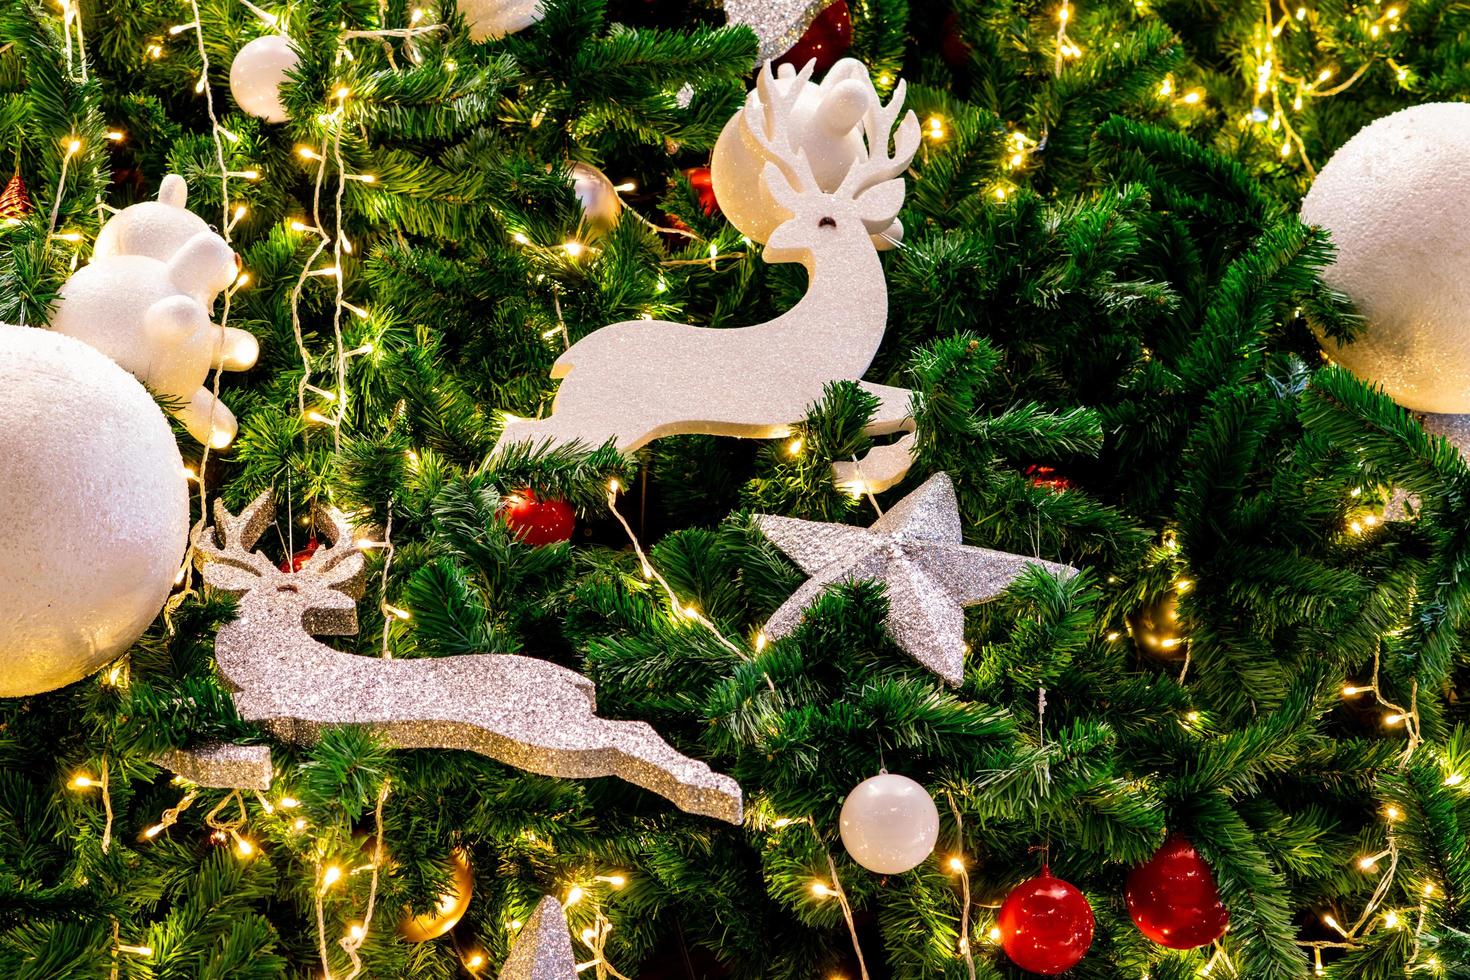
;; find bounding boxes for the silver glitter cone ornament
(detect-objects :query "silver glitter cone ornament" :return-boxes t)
[195,492,742,824]
[498,896,577,980]
[755,472,1077,685]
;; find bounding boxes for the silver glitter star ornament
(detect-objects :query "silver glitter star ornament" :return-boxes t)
[725,0,835,64]
[194,492,742,824]
[498,896,577,980]
[755,472,1077,685]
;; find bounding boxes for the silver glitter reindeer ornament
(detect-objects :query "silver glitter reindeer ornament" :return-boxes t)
[194,492,742,823]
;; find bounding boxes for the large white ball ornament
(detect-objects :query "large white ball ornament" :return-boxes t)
[229,34,299,123]
[459,0,544,40]
[839,773,940,874]
[0,325,190,697]
[711,58,900,250]
[1301,102,1470,413]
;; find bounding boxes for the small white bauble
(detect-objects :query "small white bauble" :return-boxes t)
[0,324,190,697]
[839,773,940,874]
[229,34,299,123]
[711,58,900,249]
[93,174,211,265]
[460,0,544,40]
[1301,102,1470,414]
[569,161,622,231]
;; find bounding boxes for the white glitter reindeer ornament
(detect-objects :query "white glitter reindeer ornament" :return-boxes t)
[50,174,257,448]
[195,492,743,824]
[495,60,921,493]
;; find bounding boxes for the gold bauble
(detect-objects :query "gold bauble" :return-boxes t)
[1125,591,1187,661]
[398,850,474,942]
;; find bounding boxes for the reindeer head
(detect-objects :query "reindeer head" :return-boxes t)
[194,491,366,636]
[744,60,919,265]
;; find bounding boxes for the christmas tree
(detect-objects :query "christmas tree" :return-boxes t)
[3,0,1470,977]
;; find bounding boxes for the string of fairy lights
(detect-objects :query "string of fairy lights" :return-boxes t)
[35,0,1463,975]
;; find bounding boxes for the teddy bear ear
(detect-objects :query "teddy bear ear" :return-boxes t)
[158,174,188,209]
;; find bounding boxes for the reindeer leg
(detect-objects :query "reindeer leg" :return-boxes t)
[590,718,743,824]
[830,382,917,494]
[178,386,239,448]
[494,407,643,458]
[212,325,260,372]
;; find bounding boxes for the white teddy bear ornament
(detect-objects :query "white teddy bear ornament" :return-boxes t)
[50,175,258,448]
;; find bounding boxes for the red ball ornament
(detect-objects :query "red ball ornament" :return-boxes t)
[1126,836,1229,949]
[940,12,973,67]
[998,867,1094,975]
[279,537,320,573]
[775,0,853,76]
[1024,465,1073,492]
[685,166,719,217]
[501,490,575,546]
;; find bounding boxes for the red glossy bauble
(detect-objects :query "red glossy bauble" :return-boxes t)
[1126,836,1229,949]
[501,490,575,546]
[684,166,719,216]
[775,0,853,76]
[940,12,972,67]
[279,537,319,573]
[1024,464,1073,492]
[998,867,1094,975]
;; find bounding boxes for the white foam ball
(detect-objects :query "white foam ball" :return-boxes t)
[0,324,189,697]
[839,773,939,874]
[93,174,212,265]
[1301,102,1470,413]
[229,34,299,123]
[460,0,544,40]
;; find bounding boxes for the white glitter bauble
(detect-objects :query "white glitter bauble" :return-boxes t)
[459,0,544,40]
[839,773,940,874]
[229,35,298,123]
[94,174,212,265]
[0,324,189,697]
[711,58,899,248]
[1301,102,1470,413]
[569,161,621,231]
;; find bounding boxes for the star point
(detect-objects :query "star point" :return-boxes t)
[754,472,1076,685]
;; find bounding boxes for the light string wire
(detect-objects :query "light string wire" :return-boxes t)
[574,910,634,980]
[604,481,753,664]
[944,793,978,980]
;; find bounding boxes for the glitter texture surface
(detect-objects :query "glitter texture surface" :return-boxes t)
[154,742,273,790]
[1302,103,1470,414]
[493,62,920,495]
[0,324,190,697]
[499,896,576,980]
[755,472,1077,685]
[197,493,742,824]
[725,0,835,64]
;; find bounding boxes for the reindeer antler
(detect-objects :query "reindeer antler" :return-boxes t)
[193,491,279,580]
[742,60,821,194]
[193,490,366,598]
[834,79,920,201]
[298,503,367,598]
